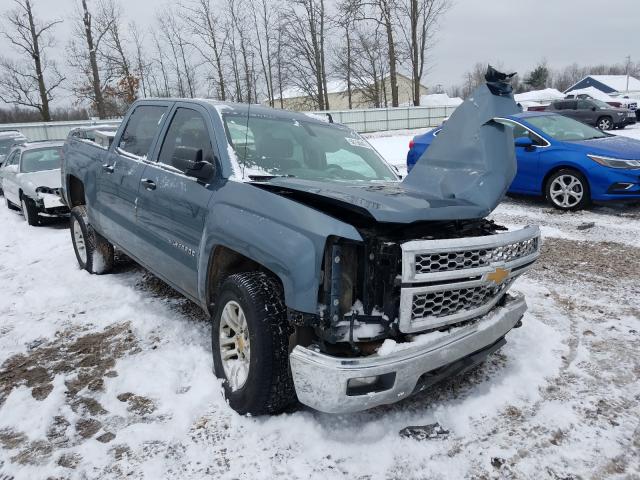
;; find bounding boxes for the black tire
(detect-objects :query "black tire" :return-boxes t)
[70,205,114,274]
[597,116,613,130]
[212,272,296,415]
[21,196,40,226]
[545,169,591,211]
[5,196,19,211]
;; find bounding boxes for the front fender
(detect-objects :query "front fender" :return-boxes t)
[197,181,363,313]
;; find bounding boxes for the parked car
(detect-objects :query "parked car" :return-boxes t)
[0,130,27,194]
[61,85,540,415]
[546,98,636,130]
[1,141,69,225]
[407,112,640,210]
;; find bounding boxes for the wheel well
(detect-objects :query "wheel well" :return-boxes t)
[541,165,589,194]
[68,175,86,206]
[206,246,279,310]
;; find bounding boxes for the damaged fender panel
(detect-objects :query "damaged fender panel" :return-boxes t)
[402,67,521,216]
[197,179,363,314]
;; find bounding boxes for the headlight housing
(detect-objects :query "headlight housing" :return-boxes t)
[587,154,640,169]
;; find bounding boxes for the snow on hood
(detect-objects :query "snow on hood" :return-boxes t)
[18,168,62,190]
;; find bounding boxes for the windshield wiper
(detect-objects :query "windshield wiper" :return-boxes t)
[247,174,296,181]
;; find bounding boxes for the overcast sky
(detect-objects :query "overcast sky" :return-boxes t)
[6,0,640,105]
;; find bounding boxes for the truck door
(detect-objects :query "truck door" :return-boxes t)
[135,104,216,298]
[96,103,169,255]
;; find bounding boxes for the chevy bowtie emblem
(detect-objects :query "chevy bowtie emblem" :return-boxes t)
[485,267,510,285]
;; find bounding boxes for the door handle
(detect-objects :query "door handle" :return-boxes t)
[102,164,114,174]
[141,178,156,191]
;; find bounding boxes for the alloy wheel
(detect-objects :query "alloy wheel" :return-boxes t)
[72,218,88,264]
[218,300,251,391]
[549,174,584,209]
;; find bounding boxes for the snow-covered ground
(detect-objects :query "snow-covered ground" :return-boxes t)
[1,126,639,479]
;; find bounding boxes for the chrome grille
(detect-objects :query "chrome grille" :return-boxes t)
[399,226,541,333]
[411,280,513,320]
[415,237,538,275]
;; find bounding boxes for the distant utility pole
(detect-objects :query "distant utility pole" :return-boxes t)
[626,55,631,94]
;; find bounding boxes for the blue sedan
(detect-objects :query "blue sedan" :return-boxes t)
[407,112,640,210]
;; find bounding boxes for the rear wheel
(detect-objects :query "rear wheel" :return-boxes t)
[597,116,613,130]
[21,197,40,226]
[70,205,114,274]
[212,272,296,415]
[545,169,590,211]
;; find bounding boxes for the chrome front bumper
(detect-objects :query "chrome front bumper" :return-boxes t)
[290,293,527,414]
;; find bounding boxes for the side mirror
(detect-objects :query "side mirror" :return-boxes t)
[171,148,214,182]
[514,136,535,149]
[591,106,597,111]
[185,160,215,182]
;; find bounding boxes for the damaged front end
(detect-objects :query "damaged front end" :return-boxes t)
[289,222,540,413]
[286,68,543,413]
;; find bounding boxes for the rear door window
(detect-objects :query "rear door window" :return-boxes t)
[117,105,167,158]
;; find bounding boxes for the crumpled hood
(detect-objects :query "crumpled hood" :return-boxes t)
[17,169,62,194]
[566,135,640,159]
[402,68,520,217]
[259,178,483,223]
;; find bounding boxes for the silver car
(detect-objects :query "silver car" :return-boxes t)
[1,141,68,225]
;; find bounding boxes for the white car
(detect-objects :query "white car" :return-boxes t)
[1,141,68,225]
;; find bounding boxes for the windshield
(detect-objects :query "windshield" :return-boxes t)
[222,113,397,182]
[20,147,62,173]
[526,114,607,141]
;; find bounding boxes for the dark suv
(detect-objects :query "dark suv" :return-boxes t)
[547,99,636,130]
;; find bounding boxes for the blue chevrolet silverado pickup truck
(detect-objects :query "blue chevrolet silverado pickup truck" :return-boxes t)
[61,75,540,415]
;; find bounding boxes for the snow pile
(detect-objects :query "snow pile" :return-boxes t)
[514,88,565,104]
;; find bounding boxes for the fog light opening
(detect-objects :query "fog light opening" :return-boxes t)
[346,372,396,396]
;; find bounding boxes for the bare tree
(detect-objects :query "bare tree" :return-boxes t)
[397,0,449,105]
[68,0,114,118]
[249,0,280,106]
[182,0,227,100]
[130,22,150,97]
[99,0,138,109]
[358,0,401,107]
[351,23,389,107]
[0,0,65,121]
[282,0,330,110]
[332,0,359,109]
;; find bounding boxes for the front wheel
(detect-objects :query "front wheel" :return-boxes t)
[70,205,114,274]
[21,196,40,226]
[5,196,19,211]
[545,169,591,211]
[212,272,296,415]
[597,116,613,130]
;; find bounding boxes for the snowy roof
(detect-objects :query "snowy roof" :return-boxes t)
[514,88,565,103]
[587,75,640,92]
[279,80,348,100]
[399,93,463,107]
